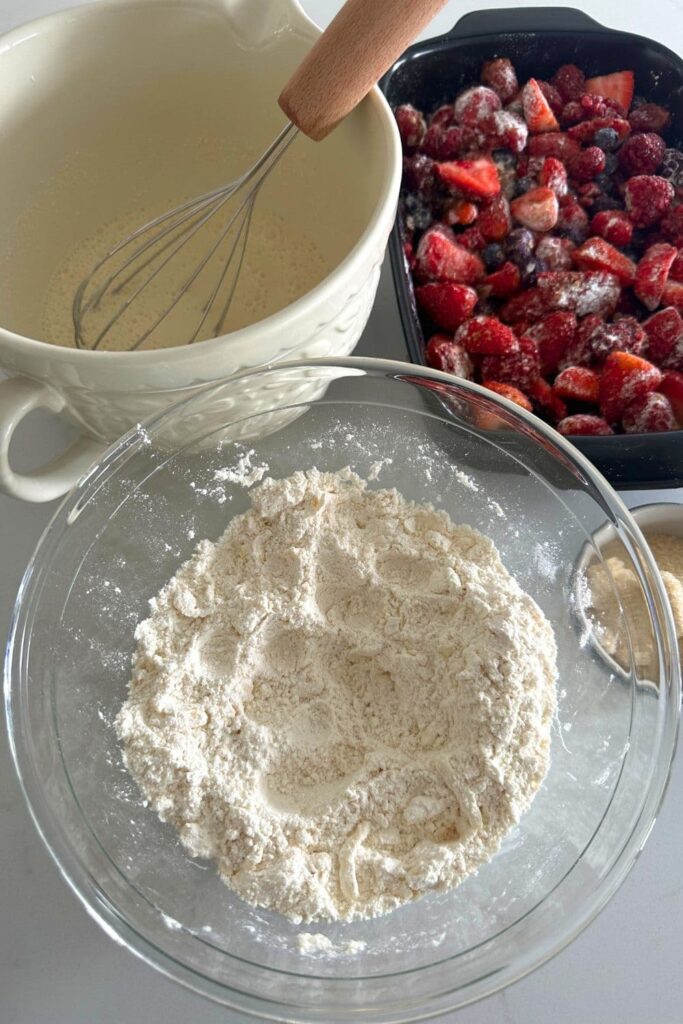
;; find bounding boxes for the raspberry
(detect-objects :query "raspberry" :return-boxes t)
[481,380,533,412]
[621,391,677,432]
[588,317,646,361]
[561,100,584,125]
[557,414,614,435]
[661,205,683,247]
[415,282,479,331]
[618,133,666,176]
[552,64,586,102]
[629,103,671,133]
[624,175,675,227]
[590,210,634,247]
[580,93,608,118]
[568,117,631,144]
[453,86,502,126]
[480,335,540,389]
[429,105,457,128]
[481,58,519,103]
[572,146,607,182]
[394,105,426,149]
[522,310,577,375]
[539,156,568,196]
[660,149,683,191]
[481,110,528,153]
[403,154,436,197]
[535,235,575,270]
[478,194,512,240]
[553,365,601,404]
[455,315,519,355]
[425,335,474,378]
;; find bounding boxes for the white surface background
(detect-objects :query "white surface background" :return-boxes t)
[2,2,682,1022]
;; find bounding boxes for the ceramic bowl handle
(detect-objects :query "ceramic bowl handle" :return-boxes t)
[279,0,449,140]
[0,376,103,502]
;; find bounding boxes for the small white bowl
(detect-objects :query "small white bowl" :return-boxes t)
[0,0,401,502]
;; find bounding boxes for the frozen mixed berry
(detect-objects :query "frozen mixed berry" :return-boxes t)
[481,380,533,412]
[397,56,683,434]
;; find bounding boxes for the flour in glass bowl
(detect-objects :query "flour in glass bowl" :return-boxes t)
[116,468,558,923]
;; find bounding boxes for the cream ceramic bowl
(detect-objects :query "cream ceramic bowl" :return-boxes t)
[0,0,401,502]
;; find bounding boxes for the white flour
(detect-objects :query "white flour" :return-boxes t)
[116,468,557,923]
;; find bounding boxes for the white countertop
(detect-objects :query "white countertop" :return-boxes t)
[2,2,682,1022]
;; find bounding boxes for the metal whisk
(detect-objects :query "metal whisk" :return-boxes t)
[72,0,449,351]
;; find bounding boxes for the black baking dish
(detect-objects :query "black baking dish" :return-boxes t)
[381,7,683,489]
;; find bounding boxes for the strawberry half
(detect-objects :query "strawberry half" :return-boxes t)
[643,307,683,362]
[414,225,485,284]
[522,78,560,133]
[599,351,663,423]
[480,261,521,297]
[425,335,473,378]
[553,365,601,404]
[573,237,636,285]
[658,369,683,424]
[585,71,634,112]
[621,392,677,432]
[557,414,614,436]
[510,187,559,231]
[523,311,577,375]
[633,243,678,311]
[481,380,533,412]
[414,282,478,332]
[455,316,519,355]
[662,279,683,310]
[435,156,501,199]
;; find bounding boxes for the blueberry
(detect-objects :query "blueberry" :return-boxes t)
[594,172,614,193]
[506,227,535,265]
[591,194,621,213]
[492,149,517,170]
[593,127,620,152]
[403,193,432,232]
[482,243,506,271]
[603,152,619,176]
[513,175,536,197]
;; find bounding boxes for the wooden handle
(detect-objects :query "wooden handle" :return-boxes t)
[279,0,449,141]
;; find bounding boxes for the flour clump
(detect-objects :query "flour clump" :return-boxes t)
[116,468,557,923]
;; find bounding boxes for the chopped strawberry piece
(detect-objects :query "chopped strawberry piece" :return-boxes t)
[572,146,607,182]
[557,414,614,436]
[538,270,621,316]
[394,105,426,149]
[425,334,474,378]
[479,194,512,240]
[481,110,528,153]
[553,365,601,404]
[658,370,683,424]
[661,206,683,247]
[618,133,666,176]
[527,377,568,422]
[589,317,646,361]
[522,78,560,133]
[510,187,559,231]
[539,156,568,196]
[621,391,677,432]
[585,71,634,112]
[629,103,671,133]
[414,225,485,284]
[435,157,501,199]
[481,58,519,103]
[535,235,575,270]
[453,86,502,125]
[633,243,678,310]
[599,351,662,422]
[624,175,675,227]
[455,315,519,355]
[556,195,590,241]
[590,210,634,247]
[558,314,602,369]
[643,307,683,362]
[481,335,541,389]
[414,282,479,332]
[523,311,577,374]
[573,237,637,284]
[443,199,479,226]
[481,380,533,412]
[552,64,586,102]
[500,287,546,324]
[538,81,564,116]
[670,251,683,282]
[567,117,631,144]
[662,279,683,311]
[527,132,582,164]
[480,261,521,297]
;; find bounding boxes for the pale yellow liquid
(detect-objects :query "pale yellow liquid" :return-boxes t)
[40,201,329,351]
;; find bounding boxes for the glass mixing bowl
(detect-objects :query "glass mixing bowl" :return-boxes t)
[5,358,680,1020]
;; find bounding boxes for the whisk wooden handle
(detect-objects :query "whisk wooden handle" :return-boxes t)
[279,0,449,141]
